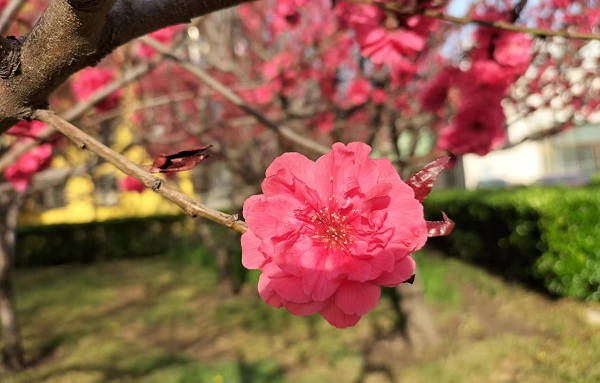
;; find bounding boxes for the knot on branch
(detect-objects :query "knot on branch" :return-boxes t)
[0,36,22,79]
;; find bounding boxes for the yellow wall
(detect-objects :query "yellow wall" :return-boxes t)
[19,123,197,226]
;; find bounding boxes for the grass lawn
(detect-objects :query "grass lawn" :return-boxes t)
[3,250,600,383]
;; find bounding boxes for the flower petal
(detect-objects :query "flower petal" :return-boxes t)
[319,301,361,329]
[301,248,341,301]
[245,195,299,239]
[375,256,416,287]
[284,300,327,316]
[258,274,283,308]
[241,230,267,269]
[268,275,313,303]
[334,281,380,316]
[265,152,315,180]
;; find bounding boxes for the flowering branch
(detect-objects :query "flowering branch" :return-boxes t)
[33,109,249,234]
[0,59,158,173]
[343,0,600,41]
[139,37,331,156]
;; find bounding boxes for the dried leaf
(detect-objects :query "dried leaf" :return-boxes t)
[426,211,454,237]
[406,156,450,203]
[144,145,212,173]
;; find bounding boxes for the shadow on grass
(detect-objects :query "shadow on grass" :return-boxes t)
[19,355,285,383]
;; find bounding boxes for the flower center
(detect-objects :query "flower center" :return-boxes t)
[295,199,359,251]
[311,209,355,250]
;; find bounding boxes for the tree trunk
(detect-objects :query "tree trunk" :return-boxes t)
[395,264,439,352]
[215,244,236,296]
[197,222,237,296]
[0,192,25,370]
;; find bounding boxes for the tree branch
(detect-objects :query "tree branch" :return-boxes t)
[0,0,252,133]
[33,109,249,234]
[344,0,600,41]
[0,0,118,131]
[0,59,157,173]
[141,37,330,156]
[98,0,251,59]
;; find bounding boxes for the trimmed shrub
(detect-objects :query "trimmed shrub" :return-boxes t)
[16,215,186,267]
[424,188,600,300]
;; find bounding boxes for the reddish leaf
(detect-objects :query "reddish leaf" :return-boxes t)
[426,211,454,237]
[406,156,450,203]
[145,145,212,173]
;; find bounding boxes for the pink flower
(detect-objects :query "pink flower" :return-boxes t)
[438,105,506,156]
[344,4,433,73]
[493,32,532,74]
[254,85,274,104]
[137,26,184,59]
[272,0,304,35]
[553,0,571,7]
[6,121,48,139]
[71,68,122,112]
[347,78,372,106]
[372,89,387,105]
[4,144,52,192]
[242,143,444,328]
[467,60,508,88]
[119,176,146,193]
[317,112,335,133]
[419,67,460,113]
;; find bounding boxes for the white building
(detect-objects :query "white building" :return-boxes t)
[463,122,600,189]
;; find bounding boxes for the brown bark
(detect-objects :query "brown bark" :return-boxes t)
[395,265,440,352]
[197,222,237,295]
[0,192,25,370]
[0,0,250,133]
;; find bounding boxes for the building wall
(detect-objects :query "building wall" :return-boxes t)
[463,123,600,189]
[462,140,545,189]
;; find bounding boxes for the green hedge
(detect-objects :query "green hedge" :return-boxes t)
[16,215,186,267]
[424,188,600,301]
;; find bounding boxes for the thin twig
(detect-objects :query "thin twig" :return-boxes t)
[343,0,600,41]
[0,60,158,173]
[498,118,572,150]
[140,37,330,156]
[33,109,248,234]
[85,91,197,128]
[0,0,26,35]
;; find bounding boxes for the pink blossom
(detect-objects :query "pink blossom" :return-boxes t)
[438,105,506,156]
[254,85,274,104]
[493,32,532,74]
[553,0,571,7]
[272,0,306,35]
[71,68,122,112]
[242,142,430,328]
[119,176,146,193]
[344,4,433,73]
[467,60,509,88]
[4,144,52,192]
[239,4,262,32]
[317,112,335,133]
[419,67,460,113]
[347,78,372,106]
[137,26,184,59]
[6,121,47,139]
[372,89,387,105]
